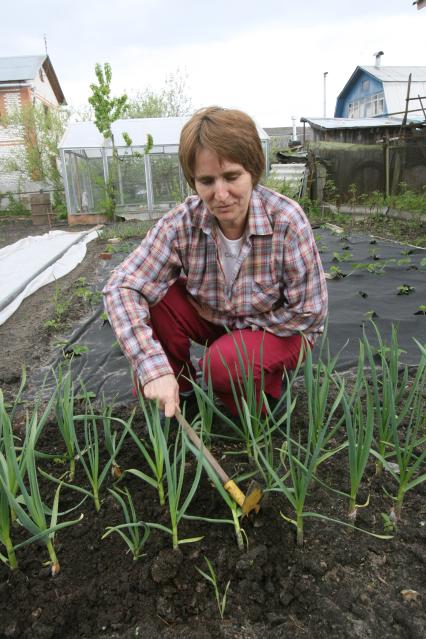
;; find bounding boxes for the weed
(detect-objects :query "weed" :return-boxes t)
[369,248,380,261]
[332,251,353,263]
[353,262,385,274]
[99,221,153,241]
[74,277,102,305]
[397,285,415,296]
[389,182,426,213]
[105,240,135,255]
[54,341,89,358]
[0,192,30,217]
[328,265,345,279]
[196,557,231,620]
[381,512,396,534]
[44,282,70,331]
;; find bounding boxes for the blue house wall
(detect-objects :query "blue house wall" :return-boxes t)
[335,69,386,117]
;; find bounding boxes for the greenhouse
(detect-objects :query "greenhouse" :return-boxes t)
[59,116,270,219]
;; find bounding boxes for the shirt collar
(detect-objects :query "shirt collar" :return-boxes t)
[247,185,274,237]
[190,198,214,236]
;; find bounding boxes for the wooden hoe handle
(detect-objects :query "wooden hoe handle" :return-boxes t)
[174,409,245,508]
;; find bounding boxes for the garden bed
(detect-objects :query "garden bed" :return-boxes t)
[1,406,425,639]
[0,218,425,639]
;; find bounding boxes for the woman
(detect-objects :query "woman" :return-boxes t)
[103,106,328,417]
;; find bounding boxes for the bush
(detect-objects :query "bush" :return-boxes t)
[0,192,30,217]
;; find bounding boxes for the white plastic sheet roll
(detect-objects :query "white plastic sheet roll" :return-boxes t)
[0,229,99,325]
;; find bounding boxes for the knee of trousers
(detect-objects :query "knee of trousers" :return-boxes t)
[202,346,248,394]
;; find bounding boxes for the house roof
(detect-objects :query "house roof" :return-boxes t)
[0,55,46,81]
[59,117,269,151]
[0,55,66,104]
[360,66,426,83]
[335,66,426,117]
[300,116,424,130]
[263,127,294,136]
[337,66,426,101]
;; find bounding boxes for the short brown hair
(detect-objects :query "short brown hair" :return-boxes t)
[179,106,265,189]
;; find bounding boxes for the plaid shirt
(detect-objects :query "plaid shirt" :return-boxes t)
[103,185,328,387]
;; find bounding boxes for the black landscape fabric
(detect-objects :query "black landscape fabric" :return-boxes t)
[34,228,426,403]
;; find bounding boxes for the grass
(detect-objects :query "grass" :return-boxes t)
[263,176,426,247]
[99,221,153,241]
[44,276,103,334]
[316,208,425,247]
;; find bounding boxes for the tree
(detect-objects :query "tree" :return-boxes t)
[0,103,69,210]
[88,63,129,218]
[126,69,193,118]
[88,63,152,218]
[88,63,128,139]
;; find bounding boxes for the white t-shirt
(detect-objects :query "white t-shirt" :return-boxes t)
[216,226,244,285]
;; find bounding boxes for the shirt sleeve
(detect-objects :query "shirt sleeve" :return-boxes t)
[102,218,183,387]
[266,211,328,338]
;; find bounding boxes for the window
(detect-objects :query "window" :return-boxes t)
[348,92,385,118]
[362,79,370,92]
[5,92,21,115]
[348,99,362,118]
[39,69,45,82]
[365,92,385,117]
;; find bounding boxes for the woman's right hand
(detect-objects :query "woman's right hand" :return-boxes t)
[143,374,180,417]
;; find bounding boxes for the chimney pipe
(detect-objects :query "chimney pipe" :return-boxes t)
[291,116,298,142]
[323,71,328,117]
[374,51,384,68]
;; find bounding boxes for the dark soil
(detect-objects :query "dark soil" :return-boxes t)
[0,219,425,639]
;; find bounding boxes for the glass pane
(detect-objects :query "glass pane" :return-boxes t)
[150,154,182,207]
[65,150,104,215]
[85,154,105,212]
[108,154,148,207]
[64,151,77,214]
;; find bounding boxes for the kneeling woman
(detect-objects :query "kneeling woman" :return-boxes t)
[103,106,328,417]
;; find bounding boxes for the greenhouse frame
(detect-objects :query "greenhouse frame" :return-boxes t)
[58,117,270,219]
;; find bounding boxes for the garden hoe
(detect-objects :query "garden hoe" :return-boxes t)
[175,408,263,515]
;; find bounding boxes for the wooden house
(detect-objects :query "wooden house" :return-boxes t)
[334,60,426,119]
[0,55,66,184]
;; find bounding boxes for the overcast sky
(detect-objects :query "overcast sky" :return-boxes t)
[1,1,425,126]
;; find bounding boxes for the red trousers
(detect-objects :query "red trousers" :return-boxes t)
[148,279,304,415]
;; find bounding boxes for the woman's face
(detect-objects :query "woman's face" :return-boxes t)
[193,147,253,240]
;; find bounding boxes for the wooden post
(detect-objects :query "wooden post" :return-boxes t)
[401,73,412,128]
[384,135,390,198]
[30,192,53,226]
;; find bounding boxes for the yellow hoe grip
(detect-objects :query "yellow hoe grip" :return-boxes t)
[223,480,245,508]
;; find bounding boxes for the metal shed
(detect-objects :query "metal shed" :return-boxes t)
[300,115,425,144]
[58,117,270,219]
